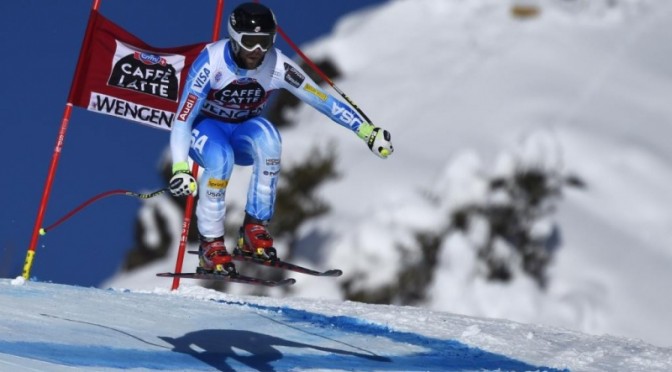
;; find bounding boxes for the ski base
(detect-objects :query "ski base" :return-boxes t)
[156,272,296,287]
[187,250,343,277]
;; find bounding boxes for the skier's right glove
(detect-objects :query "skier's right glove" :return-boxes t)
[357,122,394,159]
[169,161,198,197]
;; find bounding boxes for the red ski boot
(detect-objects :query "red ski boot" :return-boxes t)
[237,215,278,261]
[197,236,236,275]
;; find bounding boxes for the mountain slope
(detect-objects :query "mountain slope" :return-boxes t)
[3,278,672,371]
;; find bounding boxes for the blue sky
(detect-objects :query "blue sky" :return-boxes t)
[0,0,386,286]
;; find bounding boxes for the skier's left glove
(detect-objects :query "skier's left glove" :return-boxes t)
[169,161,198,197]
[357,123,394,159]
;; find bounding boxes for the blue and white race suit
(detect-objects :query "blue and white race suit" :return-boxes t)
[171,39,366,238]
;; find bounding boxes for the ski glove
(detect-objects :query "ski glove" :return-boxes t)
[357,123,394,159]
[169,162,198,197]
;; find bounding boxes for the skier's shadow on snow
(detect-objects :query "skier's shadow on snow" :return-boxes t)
[160,329,389,372]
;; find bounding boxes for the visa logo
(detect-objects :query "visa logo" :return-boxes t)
[194,68,210,89]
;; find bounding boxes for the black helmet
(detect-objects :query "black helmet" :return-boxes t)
[228,3,277,53]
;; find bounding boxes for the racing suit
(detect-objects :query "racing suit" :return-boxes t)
[170,39,367,238]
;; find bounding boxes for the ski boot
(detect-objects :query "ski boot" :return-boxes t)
[197,236,237,275]
[235,215,278,261]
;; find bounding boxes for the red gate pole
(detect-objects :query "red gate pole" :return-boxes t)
[171,0,225,290]
[22,0,102,280]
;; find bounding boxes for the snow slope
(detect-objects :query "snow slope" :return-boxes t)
[104,0,672,349]
[3,278,672,371]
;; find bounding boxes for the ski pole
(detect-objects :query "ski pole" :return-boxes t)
[276,25,375,124]
[39,188,168,235]
[249,0,373,122]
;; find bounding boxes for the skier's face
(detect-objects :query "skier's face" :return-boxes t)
[238,47,266,69]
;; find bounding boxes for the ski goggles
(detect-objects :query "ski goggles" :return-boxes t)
[233,32,276,52]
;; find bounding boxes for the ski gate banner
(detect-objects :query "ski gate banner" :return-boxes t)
[69,10,206,130]
[24,0,225,288]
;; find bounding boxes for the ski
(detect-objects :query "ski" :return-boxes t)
[187,250,343,277]
[233,254,343,277]
[156,272,296,287]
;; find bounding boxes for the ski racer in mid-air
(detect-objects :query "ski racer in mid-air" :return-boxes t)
[168,2,394,274]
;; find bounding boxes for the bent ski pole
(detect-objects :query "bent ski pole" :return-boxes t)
[39,188,168,235]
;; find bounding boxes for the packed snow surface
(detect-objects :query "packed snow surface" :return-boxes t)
[2,278,672,371]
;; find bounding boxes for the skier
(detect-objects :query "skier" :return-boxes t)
[168,2,394,275]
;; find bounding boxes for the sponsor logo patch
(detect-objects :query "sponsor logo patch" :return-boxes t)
[177,93,198,121]
[107,41,183,101]
[207,178,228,189]
[134,52,167,66]
[303,84,327,101]
[206,189,225,200]
[212,79,266,109]
[193,67,210,91]
[283,62,305,88]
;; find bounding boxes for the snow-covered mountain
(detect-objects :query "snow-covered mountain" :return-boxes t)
[4,278,672,371]
[105,0,672,350]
